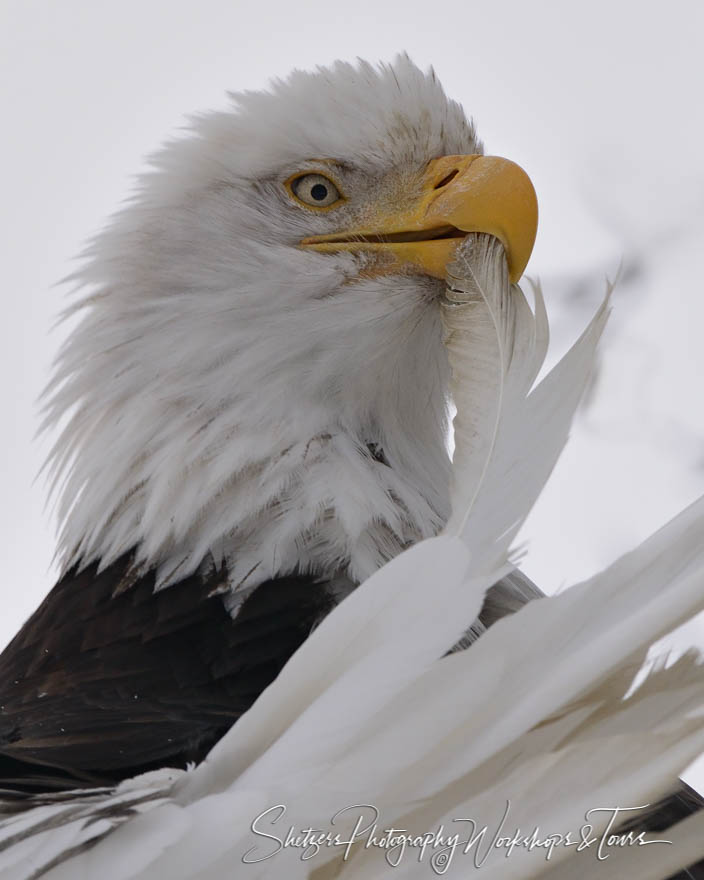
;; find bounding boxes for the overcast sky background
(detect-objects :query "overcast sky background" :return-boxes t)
[2,0,704,782]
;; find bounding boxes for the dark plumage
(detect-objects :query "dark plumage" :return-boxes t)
[0,558,335,792]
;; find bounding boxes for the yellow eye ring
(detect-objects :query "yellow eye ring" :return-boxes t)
[285,172,345,211]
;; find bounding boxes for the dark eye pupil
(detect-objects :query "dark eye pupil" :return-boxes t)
[310,183,328,201]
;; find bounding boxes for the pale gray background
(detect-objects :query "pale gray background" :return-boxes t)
[2,0,703,783]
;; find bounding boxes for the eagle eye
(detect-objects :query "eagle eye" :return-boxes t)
[287,173,344,210]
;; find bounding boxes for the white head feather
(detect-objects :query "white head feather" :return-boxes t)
[43,56,482,600]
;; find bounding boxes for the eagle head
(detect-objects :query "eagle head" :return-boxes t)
[45,55,536,603]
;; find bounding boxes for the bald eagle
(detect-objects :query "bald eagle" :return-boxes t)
[0,56,537,788]
[2,56,704,880]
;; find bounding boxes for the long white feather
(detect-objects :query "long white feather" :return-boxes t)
[442,234,548,538]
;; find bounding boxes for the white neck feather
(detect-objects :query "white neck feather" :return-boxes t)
[45,239,453,600]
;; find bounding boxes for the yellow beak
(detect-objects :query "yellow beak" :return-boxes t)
[300,155,538,283]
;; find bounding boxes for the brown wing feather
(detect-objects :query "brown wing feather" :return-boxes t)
[0,555,336,791]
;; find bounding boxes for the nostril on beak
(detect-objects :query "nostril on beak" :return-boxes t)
[434,169,459,189]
